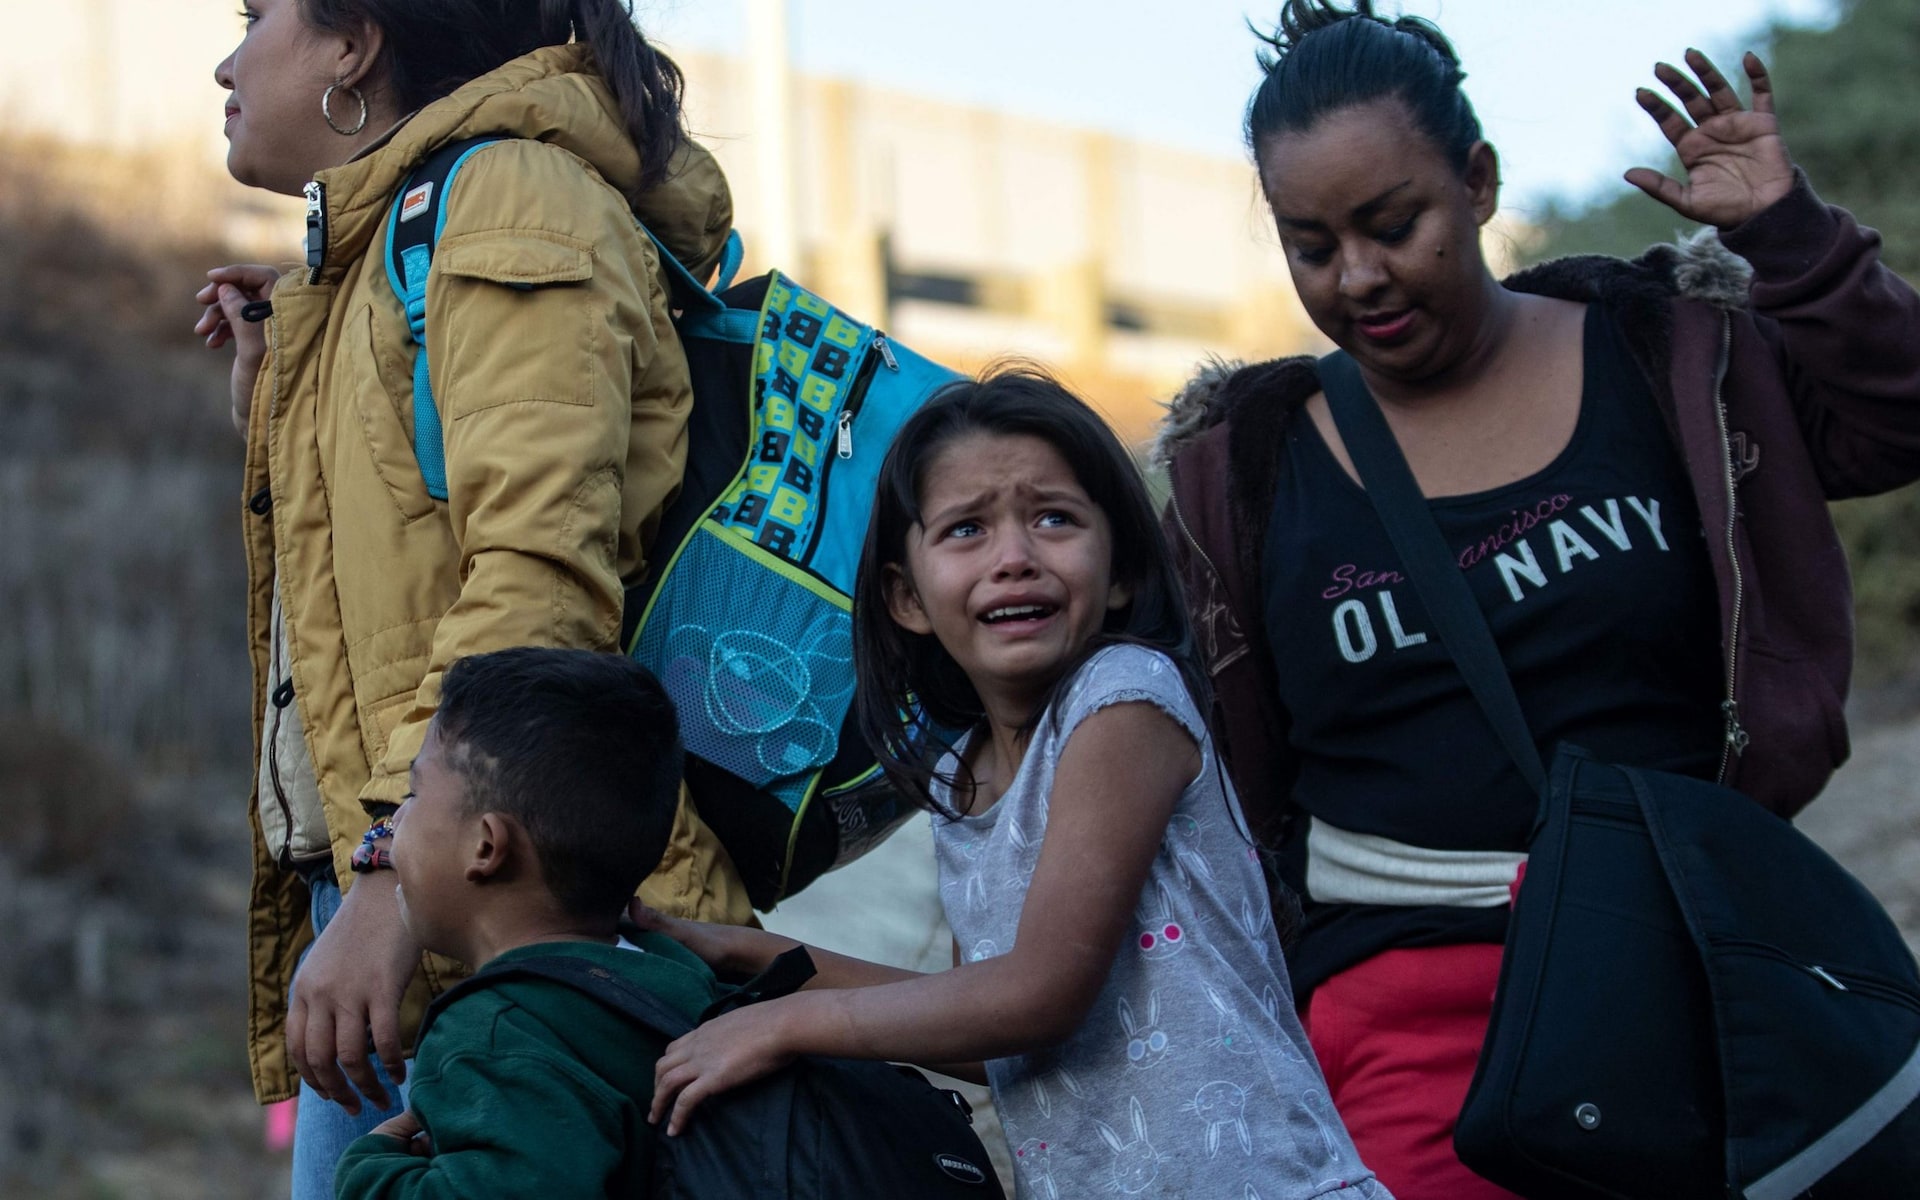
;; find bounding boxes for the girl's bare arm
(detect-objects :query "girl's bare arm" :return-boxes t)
[648,700,1199,1133]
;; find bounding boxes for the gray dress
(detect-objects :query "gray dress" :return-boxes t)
[932,645,1390,1200]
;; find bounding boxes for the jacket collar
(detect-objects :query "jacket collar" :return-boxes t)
[303,44,731,286]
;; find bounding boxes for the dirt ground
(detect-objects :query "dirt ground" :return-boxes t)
[1792,715,1920,959]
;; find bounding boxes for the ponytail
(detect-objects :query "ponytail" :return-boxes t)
[303,0,689,187]
[554,0,687,186]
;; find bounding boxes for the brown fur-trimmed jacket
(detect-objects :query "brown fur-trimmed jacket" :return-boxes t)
[1156,176,1920,845]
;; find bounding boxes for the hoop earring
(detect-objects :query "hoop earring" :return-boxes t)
[322,82,368,137]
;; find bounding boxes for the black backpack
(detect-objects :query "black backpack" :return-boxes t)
[422,948,1006,1199]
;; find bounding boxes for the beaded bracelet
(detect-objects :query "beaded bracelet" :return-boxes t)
[349,816,398,873]
[349,846,394,873]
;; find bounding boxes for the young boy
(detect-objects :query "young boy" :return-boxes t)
[333,647,724,1198]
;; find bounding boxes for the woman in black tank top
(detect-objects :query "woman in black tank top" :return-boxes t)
[1154,3,1920,1197]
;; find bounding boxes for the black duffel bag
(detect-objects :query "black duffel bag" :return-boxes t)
[1321,350,1920,1199]
[1456,747,1920,1199]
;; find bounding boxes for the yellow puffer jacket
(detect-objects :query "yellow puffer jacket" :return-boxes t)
[240,44,751,1103]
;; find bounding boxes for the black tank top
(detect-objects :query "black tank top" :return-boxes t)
[1263,301,1724,995]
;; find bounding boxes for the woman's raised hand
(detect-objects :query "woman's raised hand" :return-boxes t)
[194,263,280,438]
[1626,49,1796,230]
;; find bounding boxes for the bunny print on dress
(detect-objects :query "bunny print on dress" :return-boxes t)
[1203,982,1258,1057]
[1014,1139,1058,1200]
[1165,812,1217,887]
[1095,1096,1168,1195]
[1186,1080,1255,1159]
[1134,881,1188,960]
[1118,992,1170,1069]
[1028,1061,1088,1120]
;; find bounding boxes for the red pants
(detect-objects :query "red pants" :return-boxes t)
[1303,944,1523,1200]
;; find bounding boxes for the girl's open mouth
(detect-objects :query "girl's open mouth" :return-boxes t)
[981,603,1059,625]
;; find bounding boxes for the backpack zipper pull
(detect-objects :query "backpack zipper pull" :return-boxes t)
[874,332,898,371]
[836,411,854,459]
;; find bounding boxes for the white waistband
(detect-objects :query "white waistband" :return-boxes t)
[1304,816,1527,909]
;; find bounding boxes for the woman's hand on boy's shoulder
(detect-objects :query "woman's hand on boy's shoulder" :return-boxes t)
[369,1109,433,1157]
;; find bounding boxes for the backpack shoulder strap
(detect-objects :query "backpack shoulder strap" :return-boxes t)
[383,134,511,502]
[419,952,699,1047]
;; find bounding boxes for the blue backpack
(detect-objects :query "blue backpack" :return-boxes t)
[388,137,961,909]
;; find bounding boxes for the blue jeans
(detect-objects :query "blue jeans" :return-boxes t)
[290,873,411,1200]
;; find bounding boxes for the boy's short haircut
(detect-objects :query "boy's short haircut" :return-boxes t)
[433,647,683,920]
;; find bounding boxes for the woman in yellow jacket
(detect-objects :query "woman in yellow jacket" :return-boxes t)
[193,2,751,1193]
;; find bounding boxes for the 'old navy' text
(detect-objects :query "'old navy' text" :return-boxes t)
[1328,495,1671,664]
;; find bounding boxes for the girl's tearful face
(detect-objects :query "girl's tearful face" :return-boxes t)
[886,433,1131,719]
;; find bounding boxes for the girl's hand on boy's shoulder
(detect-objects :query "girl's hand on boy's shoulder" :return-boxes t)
[626,901,788,978]
[649,999,804,1136]
[626,901,734,966]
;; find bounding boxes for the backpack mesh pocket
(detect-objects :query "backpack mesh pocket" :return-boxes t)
[632,522,855,813]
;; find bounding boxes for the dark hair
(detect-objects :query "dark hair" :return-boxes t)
[851,366,1206,818]
[303,0,687,186]
[432,646,683,921]
[1246,0,1482,174]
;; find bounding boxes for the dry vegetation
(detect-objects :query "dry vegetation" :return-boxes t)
[0,138,286,1198]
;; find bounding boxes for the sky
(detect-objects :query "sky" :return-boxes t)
[640,0,1836,219]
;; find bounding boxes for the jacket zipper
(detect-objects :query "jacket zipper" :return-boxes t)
[303,180,328,284]
[1710,313,1750,783]
[1167,484,1229,611]
[799,333,896,565]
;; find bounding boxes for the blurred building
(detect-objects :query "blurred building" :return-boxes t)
[0,2,1320,438]
[674,45,1317,438]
